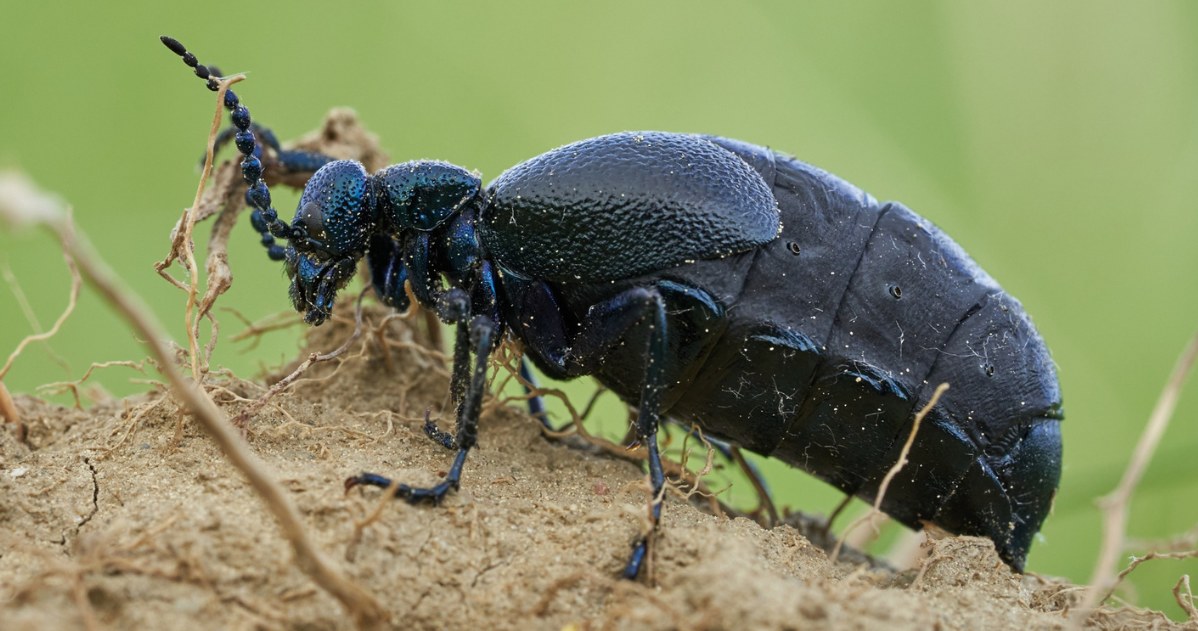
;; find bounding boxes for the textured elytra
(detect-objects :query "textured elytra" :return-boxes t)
[480,132,781,282]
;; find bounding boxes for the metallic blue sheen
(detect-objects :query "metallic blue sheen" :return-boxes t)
[375,161,481,232]
[294,160,378,257]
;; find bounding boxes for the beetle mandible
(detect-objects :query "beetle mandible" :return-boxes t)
[162,37,1062,576]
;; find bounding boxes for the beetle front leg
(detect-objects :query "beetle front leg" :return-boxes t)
[346,314,497,504]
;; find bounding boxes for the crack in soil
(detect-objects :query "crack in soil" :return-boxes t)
[470,556,510,589]
[77,455,99,532]
[53,456,100,553]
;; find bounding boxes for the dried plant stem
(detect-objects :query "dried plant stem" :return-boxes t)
[227,308,304,345]
[3,262,45,331]
[0,248,81,381]
[831,383,949,564]
[820,494,855,540]
[26,209,385,627]
[183,74,243,382]
[730,445,778,527]
[38,360,147,409]
[1073,330,1198,624]
[0,246,80,441]
[1116,550,1198,585]
[1175,575,1198,621]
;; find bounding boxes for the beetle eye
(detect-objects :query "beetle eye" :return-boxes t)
[297,201,327,240]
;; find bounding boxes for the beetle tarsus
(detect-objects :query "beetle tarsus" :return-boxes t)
[623,539,649,580]
[422,412,456,451]
[345,450,466,505]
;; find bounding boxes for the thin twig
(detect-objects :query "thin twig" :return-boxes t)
[820,494,855,541]
[36,360,147,409]
[730,445,778,528]
[1073,331,1198,624]
[0,235,81,441]
[1126,522,1198,553]
[227,308,304,347]
[3,261,45,331]
[1115,550,1198,587]
[832,382,949,563]
[1175,575,1198,621]
[673,424,722,505]
[4,263,73,375]
[0,248,80,381]
[3,260,72,373]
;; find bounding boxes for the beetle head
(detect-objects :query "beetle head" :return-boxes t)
[284,160,378,325]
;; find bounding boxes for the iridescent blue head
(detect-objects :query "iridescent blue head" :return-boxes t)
[284,160,378,324]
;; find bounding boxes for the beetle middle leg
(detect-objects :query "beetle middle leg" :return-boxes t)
[506,282,678,579]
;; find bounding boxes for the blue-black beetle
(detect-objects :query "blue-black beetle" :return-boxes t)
[162,37,1062,576]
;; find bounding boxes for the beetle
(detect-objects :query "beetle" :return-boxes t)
[162,37,1062,576]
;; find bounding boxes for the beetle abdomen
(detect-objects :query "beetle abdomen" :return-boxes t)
[660,147,1060,570]
[481,132,781,282]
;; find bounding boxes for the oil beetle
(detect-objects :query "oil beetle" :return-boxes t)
[162,37,1062,576]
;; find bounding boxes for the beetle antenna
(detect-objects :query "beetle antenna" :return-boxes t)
[160,35,295,261]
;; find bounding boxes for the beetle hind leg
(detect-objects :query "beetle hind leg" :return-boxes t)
[598,291,669,581]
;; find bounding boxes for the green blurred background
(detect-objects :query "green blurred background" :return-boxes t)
[2,0,1196,617]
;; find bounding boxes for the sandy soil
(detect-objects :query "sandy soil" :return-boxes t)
[0,305,1189,631]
